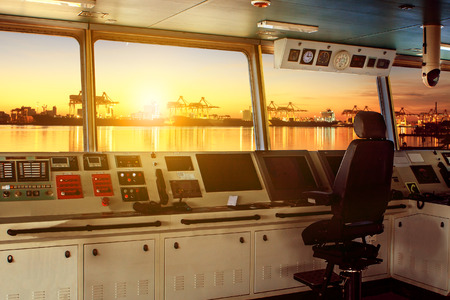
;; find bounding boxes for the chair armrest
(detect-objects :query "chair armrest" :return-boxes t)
[302,191,339,205]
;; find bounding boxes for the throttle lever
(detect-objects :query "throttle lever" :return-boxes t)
[155,169,169,205]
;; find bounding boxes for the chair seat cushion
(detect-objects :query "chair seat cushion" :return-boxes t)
[302,219,384,245]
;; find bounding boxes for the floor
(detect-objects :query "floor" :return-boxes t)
[259,279,449,300]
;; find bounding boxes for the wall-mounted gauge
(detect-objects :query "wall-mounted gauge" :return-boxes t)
[333,50,351,70]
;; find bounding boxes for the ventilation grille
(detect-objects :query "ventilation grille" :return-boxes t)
[195,273,205,289]
[262,265,272,280]
[7,294,20,300]
[174,275,185,291]
[32,291,45,300]
[91,284,104,300]
[58,287,71,300]
[137,280,149,296]
[214,271,224,287]
[233,269,243,284]
[115,282,126,298]
[279,264,289,278]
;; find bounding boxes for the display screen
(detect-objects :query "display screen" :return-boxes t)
[410,165,440,184]
[350,55,366,68]
[83,154,109,170]
[318,150,345,184]
[165,156,194,171]
[196,153,262,192]
[17,160,49,182]
[255,151,318,201]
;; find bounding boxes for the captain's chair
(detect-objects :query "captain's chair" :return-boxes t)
[294,111,394,300]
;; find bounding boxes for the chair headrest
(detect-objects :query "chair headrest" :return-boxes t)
[354,111,387,139]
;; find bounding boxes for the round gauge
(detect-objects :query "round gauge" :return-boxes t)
[316,50,331,66]
[333,50,351,70]
[302,50,314,64]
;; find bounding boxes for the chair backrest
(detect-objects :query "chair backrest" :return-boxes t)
[332,111,394,224]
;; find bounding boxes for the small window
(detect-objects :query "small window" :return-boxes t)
[0,31,82,152]
[94,40,254,151]
[390,67,450,149]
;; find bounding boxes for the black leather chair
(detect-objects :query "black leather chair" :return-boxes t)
[293,111,394,300]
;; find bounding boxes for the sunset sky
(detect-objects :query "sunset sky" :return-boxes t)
[0,30,449,121]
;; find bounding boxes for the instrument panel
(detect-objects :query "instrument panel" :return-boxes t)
[0,150,448,219]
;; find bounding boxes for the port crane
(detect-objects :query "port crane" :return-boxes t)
[168,96,219,119]
[342,105,372,123]
[69,91,119,118]
[267,101,307,120]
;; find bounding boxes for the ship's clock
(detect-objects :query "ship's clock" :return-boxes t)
[333,50,351,70]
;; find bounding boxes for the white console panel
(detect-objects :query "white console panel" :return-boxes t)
[0,245,78,300]
[84,239,155,300]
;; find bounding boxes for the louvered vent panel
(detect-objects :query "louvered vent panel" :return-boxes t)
[194,273,205,289]
[137,280,149,296]
[214,271,224,287]
[91,284,104,300]
[262,265,272,280]
[174,276,185,291]
[32,291,45,300]
[58,287,71,300]
[7,294,20,300]
[115,282,126,298]
[233,269,243,284]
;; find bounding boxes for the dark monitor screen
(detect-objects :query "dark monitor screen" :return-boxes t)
[255,151,318,201]
[165,156,194,171]
[318,150,345,184]
[196,153,262,192]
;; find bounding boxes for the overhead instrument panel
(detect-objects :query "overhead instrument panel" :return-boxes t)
[274,38,396,76]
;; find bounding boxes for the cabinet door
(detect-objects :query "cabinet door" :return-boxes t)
[165,232,250,300]
[254,227,326,293]
[0,245,77,300]
[394,214,449,290]
[362,219,390,278]
[84,239,155,300]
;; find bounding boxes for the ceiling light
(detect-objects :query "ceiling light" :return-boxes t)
[441,43,450,51]
[251,0,271,8]
[257,20,318,33]
[26,0,95,9]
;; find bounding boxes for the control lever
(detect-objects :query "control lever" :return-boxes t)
[155,169,169,205]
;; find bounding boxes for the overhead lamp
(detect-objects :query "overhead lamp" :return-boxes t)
[26,0,95,9]
[257,20,318,33]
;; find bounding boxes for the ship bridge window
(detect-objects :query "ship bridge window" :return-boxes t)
[262,54,380,151]
[94,40,253,152]
[390,67,450,150]
[0,31,82,152]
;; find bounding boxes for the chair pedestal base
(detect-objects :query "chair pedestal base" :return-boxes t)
[294,241,381,300]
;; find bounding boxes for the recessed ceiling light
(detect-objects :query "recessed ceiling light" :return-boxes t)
[257,20,318,33]
[398,4,415,10]
[26,0,95,9]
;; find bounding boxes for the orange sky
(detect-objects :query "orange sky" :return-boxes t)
[0,31,449,121]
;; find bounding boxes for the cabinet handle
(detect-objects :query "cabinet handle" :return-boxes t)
[174,242,179,249]
[65,250,71,258]
[92,248,98,256]
[143,244,149,252]
[263,235,268,241]
[7,255,13,263]
[181,215,260,225]
[398,221,402,228]
[239,237,245,243]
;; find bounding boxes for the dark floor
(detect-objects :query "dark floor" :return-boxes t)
[260,279,449,300]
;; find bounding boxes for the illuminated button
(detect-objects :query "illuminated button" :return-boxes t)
[26,191,32,197]
[46,190,54,196]
[14,191,22,197]
[3,191,10,198]
[33,191,40,197]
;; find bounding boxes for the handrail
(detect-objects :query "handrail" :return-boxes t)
[7,221,162,236]
[181,214,260,225]
[275,203,407,219]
